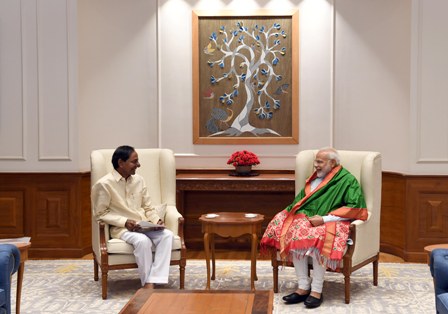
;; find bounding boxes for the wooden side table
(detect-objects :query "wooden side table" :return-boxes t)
[424,243,448,265]
[199,212,264,291]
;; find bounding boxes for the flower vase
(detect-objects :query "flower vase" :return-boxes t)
[235,165,252,175]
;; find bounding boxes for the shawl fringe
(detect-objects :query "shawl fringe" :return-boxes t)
[288,248,342,271]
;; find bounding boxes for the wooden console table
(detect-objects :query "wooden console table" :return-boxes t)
[176,170,295,250]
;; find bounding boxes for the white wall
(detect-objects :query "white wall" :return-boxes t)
[409,0,448,173]
[77,0,159,169]
[0,0,78,172]
[333,0,411,173]
[159,0,334,170]
[1,0,447,174]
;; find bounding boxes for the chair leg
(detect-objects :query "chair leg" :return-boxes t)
[373,258,379,286]
[344,273,350,304]
[271,251,279,293]
[179,263,186,289]
[101,270,108,300]
[93,258,99,281]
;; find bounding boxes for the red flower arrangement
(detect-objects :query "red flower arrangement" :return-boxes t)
[227,150,260,167]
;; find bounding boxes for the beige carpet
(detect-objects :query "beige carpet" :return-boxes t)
[11,259,434,313]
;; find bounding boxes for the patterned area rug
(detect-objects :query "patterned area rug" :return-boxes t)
[11,259,434,313]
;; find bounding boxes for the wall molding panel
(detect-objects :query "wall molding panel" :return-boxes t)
[0,0,78,170]
[0,0,25,160]
[37,0,71,160]
[411,0,448,167]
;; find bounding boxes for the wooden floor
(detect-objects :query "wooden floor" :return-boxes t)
[80,250,405,263]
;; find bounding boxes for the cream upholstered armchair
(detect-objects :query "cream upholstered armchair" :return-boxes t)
[271,150,382,304]
[90,148,186,299]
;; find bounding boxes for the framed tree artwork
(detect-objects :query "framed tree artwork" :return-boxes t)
[192,10,299,144]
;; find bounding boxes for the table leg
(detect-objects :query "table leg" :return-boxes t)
[250,233,258,291]
[203,232,211,290]
[16,262,24,314]
[211,233,216,281]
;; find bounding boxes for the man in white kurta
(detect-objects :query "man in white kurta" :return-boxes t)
[91,145,173,286]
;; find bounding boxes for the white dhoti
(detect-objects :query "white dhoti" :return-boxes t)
[293,255,326,293]
[121,228,173,286]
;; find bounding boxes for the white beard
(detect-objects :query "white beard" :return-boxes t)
[316,164,332,178]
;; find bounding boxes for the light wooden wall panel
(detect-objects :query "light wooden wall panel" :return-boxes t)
[0,191,24,234]
[0,170,446,260]
[406,178,448,256]
[381,172,448,262]
[0,173,91,258]
[379,173,406,258]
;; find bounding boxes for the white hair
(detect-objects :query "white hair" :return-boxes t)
[318,147,340,165]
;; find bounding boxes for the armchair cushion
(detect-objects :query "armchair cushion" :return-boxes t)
[107,235,182,254]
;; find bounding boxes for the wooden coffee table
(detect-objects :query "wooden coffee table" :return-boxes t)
[199,212,264,290]
[119,288,273,314]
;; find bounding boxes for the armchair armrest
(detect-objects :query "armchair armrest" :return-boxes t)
[0,244,20,275]
[165,206,186,252]
[98,222,109,265]
[350,212,379,265]
[164,205,182,236]
[177,217,187,253]
[344,224,356,259]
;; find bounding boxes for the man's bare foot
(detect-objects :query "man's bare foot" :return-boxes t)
[310,291,321,299]
[144,283,154,289]
[295,288,311,296]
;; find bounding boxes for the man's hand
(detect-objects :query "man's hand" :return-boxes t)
[125,219,141,232]
[152,219,165,231]
[308,215,324,227]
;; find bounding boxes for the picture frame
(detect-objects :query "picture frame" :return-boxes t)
[192,10,299,144]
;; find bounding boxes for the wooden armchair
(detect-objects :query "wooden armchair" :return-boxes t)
[90,148,186,299]
[271,150,382,304]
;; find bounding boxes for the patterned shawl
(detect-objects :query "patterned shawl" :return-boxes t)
[260,166,368,269]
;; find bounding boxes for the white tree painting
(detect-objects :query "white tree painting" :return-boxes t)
[194,13,297,144]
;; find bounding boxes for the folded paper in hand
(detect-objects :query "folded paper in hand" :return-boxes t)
[137,221,165,231]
